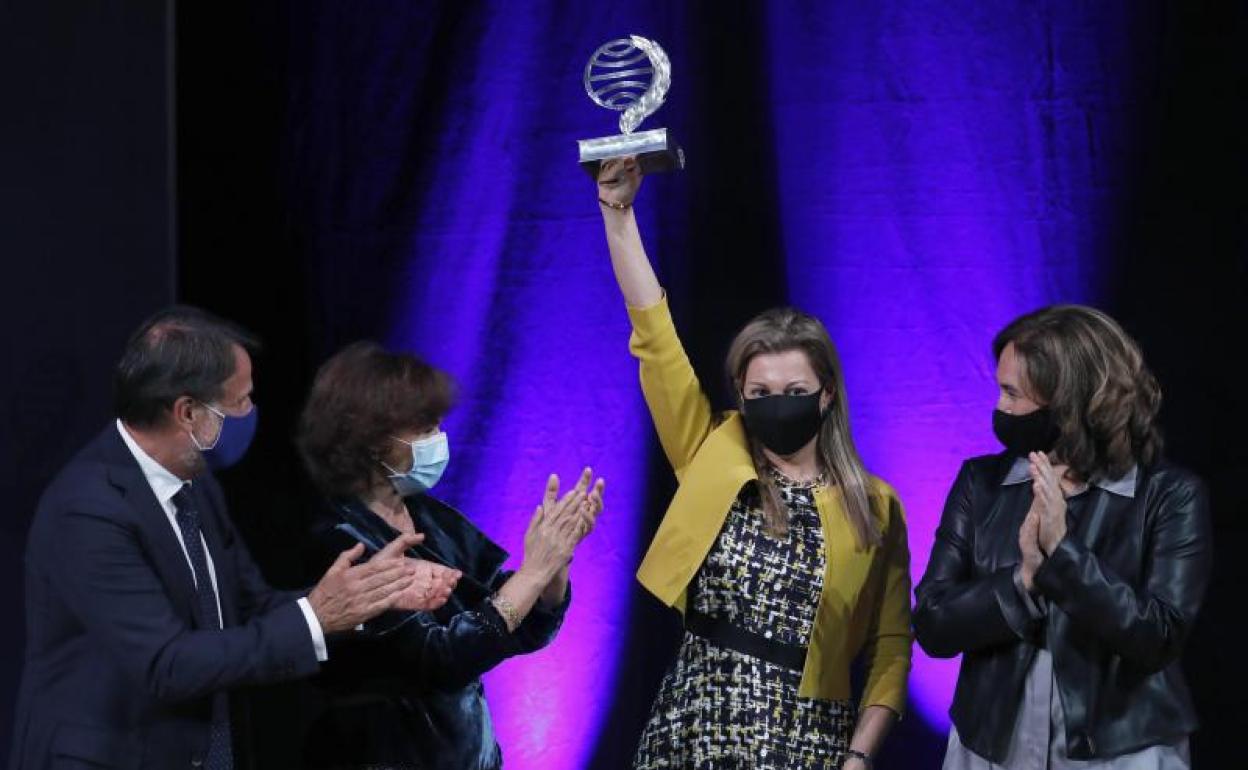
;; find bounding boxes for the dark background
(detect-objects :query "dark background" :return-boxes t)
[3,1,1245,767]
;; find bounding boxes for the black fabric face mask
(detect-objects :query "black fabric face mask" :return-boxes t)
[992,407,1059,455]
[741,391,827,456]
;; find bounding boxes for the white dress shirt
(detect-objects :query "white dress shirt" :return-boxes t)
[116,420,327,661]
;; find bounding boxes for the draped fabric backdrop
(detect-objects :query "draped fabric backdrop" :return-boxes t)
[70,0,1241,767]
[215,2,1134,760]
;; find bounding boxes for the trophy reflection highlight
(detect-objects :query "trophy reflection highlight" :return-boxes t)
[577,35,685,177]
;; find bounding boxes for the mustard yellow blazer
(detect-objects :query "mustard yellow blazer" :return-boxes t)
[628,296,913,713]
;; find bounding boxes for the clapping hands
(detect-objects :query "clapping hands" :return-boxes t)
[1029,451,1069,554]
[521,468,604,579]
[1017,451,1071,591]
[392,557,460,612]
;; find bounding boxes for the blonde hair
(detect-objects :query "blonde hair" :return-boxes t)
[726,308,881,548]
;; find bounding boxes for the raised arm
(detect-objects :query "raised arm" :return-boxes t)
[597,159,715,476]
[598,157,662,308]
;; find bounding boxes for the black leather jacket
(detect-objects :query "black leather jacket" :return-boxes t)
[914,453,1211,762]
[302,494,569,770]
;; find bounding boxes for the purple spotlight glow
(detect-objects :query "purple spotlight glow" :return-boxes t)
[392,251,649,768]
[330,2,1143,759]
[384,19,658,755]
[370,7,668,765]
[391,234,650,768]
[762,1,1130,727]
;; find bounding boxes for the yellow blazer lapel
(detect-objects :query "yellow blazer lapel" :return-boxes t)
[815,486,879,612]
[636,413,756,610]
[800,485,882,697]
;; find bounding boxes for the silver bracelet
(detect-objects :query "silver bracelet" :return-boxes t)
[845,748,873,769]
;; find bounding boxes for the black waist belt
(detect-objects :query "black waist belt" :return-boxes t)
[685,608,807,671]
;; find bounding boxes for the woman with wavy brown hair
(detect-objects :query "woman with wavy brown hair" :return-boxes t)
[596,158,912,770]
[915,305,1213,769]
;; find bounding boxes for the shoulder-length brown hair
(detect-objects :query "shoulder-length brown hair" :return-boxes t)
[726,308,882,549]
[297,341,454,499]
[993,305,1162,482]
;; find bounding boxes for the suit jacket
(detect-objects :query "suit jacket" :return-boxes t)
[626,295,912,710]
[10,424,321,770]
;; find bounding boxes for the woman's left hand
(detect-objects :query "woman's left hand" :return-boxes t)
[567,472,605,539]
[1029,451,1068,554]
[537,468,605,552]
[535,471,604,607]
[392,558,461,612]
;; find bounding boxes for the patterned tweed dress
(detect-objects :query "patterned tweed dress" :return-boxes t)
[633,471,854,769]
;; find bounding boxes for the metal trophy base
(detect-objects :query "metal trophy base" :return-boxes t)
[578,127,685,178]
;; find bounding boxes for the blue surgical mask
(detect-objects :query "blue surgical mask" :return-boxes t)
[382,432,450,497]
[190,402,259,470]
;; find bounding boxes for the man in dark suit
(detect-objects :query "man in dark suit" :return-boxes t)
[10,307,459,769]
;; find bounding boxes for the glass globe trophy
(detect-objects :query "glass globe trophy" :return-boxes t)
[577,35,685,177]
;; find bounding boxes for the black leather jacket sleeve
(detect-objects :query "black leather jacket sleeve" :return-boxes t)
[914,460,1043,658]
[510,584,570,654]
[357,573,571,693]
[1034,473,1211,673]
[383,603,511,692]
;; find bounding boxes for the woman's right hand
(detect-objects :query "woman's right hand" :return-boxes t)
[1017,505,1044,593]
[519,469,601,579]
[597,156,643,210]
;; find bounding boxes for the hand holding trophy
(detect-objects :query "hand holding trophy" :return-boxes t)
[578,35,685,178]
[596,156,643,211]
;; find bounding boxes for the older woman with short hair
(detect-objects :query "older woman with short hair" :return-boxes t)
[296,341,603,770]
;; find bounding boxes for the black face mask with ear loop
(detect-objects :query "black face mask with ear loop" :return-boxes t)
[741,391,828,456]
[992,407,1059,455]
